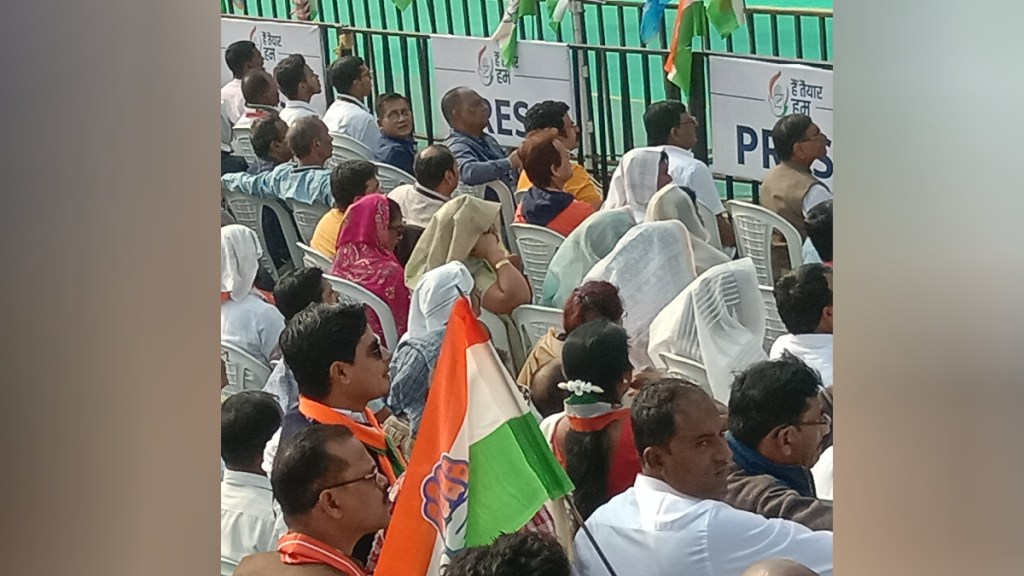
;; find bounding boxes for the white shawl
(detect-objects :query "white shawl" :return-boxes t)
[646,184,731,276]
[220,224,263,302]
[602,147,664,223]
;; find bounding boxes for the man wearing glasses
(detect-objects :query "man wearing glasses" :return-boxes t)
[723,354,834,531]
[374,93,417,175]
[760,113,833,279]
[235,425,391,576]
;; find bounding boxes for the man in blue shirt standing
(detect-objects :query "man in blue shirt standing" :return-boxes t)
[441,87,521,200]
[374,92,417,176]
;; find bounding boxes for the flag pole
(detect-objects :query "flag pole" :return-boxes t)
[564,494,620,576]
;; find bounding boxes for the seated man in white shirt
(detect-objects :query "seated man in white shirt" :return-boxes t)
[274,53,322,126]
[233,70,282,135]
[221,391,285,568]
[644,100,734,249]
[770,264,833,387]
[573,378,832,576]
[387,144,458,229]
[322,55,380,152]
[222,40,264,124]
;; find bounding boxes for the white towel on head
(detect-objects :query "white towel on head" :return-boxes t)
[221,224,263,302]
[602,147,664,223]
[406,261,476,339]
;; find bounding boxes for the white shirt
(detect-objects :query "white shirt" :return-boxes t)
[221,79,246,125]
[387,184,449,229]
[221,100,234,153]
[221,470,284,565]
[221,293,286,365]
[573,475,833,576]
[769,333,833,387]
[661,145,725,215]
[279,99,321,126]
[812,446,834,501]
[322,95,380,152]
[803,184,832,217]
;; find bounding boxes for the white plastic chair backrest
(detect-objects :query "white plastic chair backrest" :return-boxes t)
[514,189,527,207]
[221,557,239,576]
[324,274,399,349]
[298,242,333,270]
[658,352,714,398]
[511,305,563,353]
[330,132,374,164]
[478,309,513,370]
[453,180,516,233]
[508,224,566,304]
[221,187,304,278]
[760,285,787,354]
[374,162,416,194]
[696,200,723,250]
[286,199,331,244]
[220,342,272,396]
[726,200,803,287]
[231,126,257,164]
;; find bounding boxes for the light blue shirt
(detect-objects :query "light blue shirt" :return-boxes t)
[221,161,333,206]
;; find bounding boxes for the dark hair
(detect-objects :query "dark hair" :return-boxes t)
[272,424,355,518]
[414,145,456,190]
[330,159,378,210]
[644,100,687,146]
[631,377,703,456]
[523,100,571,135]
[805,200,832,262]
[387,197,402,224]
[560,319,633,520]
[440,87,467,125]
[773,263,832,334]
[221,391,283,468]
[443,533,570,576]
[327,55,365,95]
[279,303,368,400]
[519,128,563,189]
[772,113,814,161]
[286,116,324,158]
[274,54,308,100]
[241,70,274,104]
[728,353,823,449]
[563,281,625,335]
[226,40,259,77]
[250,114,285,159]
[274,267,327,322]
[376,92,410,119]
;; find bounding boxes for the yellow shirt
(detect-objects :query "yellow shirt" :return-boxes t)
[310,209,345,259]
[517,162,603,207]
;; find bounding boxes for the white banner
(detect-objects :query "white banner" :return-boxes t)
[221,18,328,116]
[709,56,833,189]
[431,35,575,147]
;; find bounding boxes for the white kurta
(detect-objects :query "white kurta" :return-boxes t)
[573,475,833,576]
[769,333,834,388]
[220,470,285,566]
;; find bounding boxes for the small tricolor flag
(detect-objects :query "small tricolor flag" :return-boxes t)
[373,296,574,576]
[666,0,746,100]
[492,0,539,68]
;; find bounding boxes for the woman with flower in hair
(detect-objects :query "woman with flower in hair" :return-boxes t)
[549,318,639,522]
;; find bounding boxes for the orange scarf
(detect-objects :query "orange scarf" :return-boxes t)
[278,532,367,576]
[298,396,406,484]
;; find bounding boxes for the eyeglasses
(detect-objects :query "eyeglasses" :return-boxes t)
[680,117,699,128]
[793,413,832,429]
[800,131,828,143]
[317,465,383,493]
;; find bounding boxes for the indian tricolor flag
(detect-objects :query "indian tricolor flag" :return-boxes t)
[373,296,574,576]
[492,0,538,68]
[666,0,745,99]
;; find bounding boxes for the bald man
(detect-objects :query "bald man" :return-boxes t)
[743,558,819,576]
[387,144,459,228]
[233,70,281,133]
[440,87,520,200]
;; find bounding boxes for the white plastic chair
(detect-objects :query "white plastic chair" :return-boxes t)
[221,557,239,576]
[221,342,272,396]
[508,223,566,304]
[658,352,714,398]
[514,189,527,207]
[298,242,333,270]
[478,309,514,372]
[454,180,516,236]
[324,274,400,349]
[221,187,304,278]
[696,200,723,250]
[511,305,563,354]
[329,132,374,167]
[760,285,788,354]
[726,200,803,287]
[374,162,415,194]
[230,126,257,164]
[286,199,330,244]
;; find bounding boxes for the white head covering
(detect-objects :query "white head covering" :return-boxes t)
[646,184,731,276]
[220,225,263,303]
[583,220,698,370]
[648,258,768,403]
[406,261,475,338]
[602,147,664,223]
[538,208,636,309]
